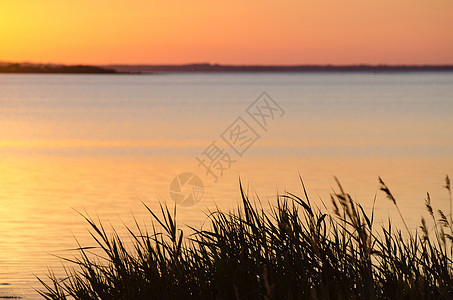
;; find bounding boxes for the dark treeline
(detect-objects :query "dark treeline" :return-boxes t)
[0,63,117,74]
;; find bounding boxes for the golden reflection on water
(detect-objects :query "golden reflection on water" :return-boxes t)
[1,72,452,298]
[0,152,452,298]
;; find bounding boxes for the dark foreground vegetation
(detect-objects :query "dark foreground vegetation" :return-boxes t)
[0,63,116,74]
[39,176,453,299]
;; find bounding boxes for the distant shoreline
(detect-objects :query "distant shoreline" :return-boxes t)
[108,63,453,74]
[0,63,118,74]
[1,62,453,74]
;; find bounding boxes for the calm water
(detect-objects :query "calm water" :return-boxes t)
[0,73,452,298]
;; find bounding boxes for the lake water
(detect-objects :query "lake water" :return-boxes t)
[0,73,452,298]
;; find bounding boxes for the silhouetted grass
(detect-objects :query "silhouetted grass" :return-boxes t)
[38,176,453,299]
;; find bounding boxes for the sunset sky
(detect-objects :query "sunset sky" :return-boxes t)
[1,0,452,65]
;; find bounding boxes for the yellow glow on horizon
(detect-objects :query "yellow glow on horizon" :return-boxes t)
[1,0,452,64]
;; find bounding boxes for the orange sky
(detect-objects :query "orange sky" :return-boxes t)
[1,0,452,65]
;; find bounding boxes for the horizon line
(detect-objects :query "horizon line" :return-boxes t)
[2,61,453,67]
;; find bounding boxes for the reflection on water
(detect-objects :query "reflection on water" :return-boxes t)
[0,73,452,298]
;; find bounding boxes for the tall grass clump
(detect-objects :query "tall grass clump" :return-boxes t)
[38,176,453,299]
